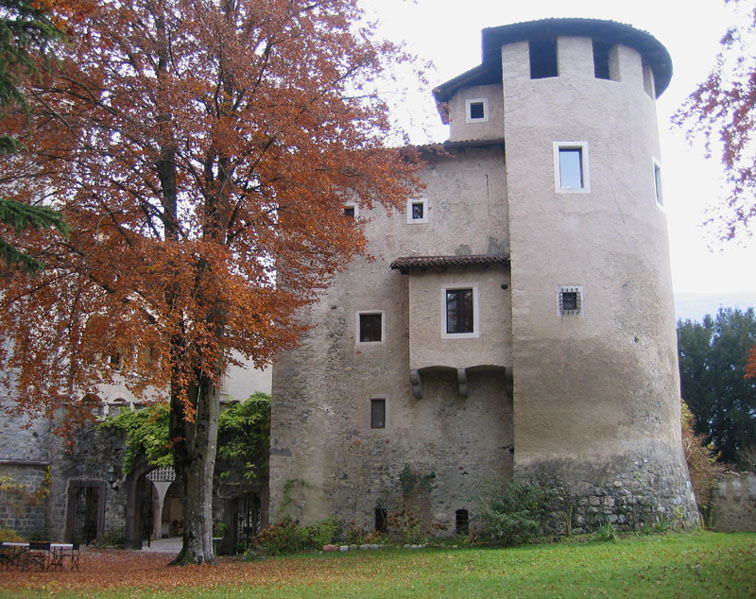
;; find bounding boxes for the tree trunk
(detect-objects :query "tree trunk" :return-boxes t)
[170,378,220,565]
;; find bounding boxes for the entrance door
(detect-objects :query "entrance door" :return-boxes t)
[66,480,107,544]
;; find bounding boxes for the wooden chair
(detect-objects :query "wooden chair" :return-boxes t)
[25,541,51,571]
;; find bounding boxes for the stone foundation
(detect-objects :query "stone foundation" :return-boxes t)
[516,444,699,534]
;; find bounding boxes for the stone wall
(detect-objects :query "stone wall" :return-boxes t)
[517,442,699,533]
[710,472,756,533]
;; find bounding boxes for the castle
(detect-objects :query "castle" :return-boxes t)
[268,18,698,534]
[1,17,698,546]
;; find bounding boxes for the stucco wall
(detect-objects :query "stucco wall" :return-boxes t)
[269,147,513,529]
[409,267,511,371]
[501,35,695,524]
[448,84,505,142]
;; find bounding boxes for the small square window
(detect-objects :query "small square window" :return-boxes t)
[554,142,590,193]
[370,398,386,429]
[558,286,584,316]
[343,203,358,218]
[358,311,383,343]
[465,98,488,123]
[653,161,663,206]
[406,197,428,224]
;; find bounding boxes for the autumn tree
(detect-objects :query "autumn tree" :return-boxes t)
[0,0,421,565]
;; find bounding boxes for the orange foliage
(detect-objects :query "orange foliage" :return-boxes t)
[0,547,372,593]
[0,0,423,562]
[746,344,756,378]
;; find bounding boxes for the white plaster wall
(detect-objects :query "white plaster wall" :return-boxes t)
[408,268,511,371]
[448,84,505,142]
[502,36,681,464]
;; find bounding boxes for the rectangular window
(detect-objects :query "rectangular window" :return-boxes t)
[407,197,428,224]
[554,142,590,193]
[558,286,584,316]
[446,289,474,334]
[653,161,663,206]
[559,149,583,188]
[529,38,558,79]
[358,311,383,343]
[592,40,612,80]
[370,398,386,429]
[465,98,489,123]
[642,60,655,98]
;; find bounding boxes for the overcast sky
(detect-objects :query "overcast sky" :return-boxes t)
[361,0,756,317]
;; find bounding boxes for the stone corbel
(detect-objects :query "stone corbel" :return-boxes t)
[457,368,468,398]
[409,369,423,399]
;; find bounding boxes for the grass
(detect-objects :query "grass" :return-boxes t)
[1,531,754,598]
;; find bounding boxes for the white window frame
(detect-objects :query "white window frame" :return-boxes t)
[553,141,591,193]
[557,285,584,317]
[465,98,489,124]
[406,197,429,224]
[652,158,663,207]
[441,284,480,339]
[369,396,388,430]
[343,202,359,218]
[356,310,385,345]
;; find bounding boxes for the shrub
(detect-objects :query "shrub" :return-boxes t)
[386,509,425,545]
[475,477,557,546]
[593,521,618,542]
[251,516,337,556]
[0,528,25,542]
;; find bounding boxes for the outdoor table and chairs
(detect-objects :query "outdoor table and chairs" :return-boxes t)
[0,541,80,571]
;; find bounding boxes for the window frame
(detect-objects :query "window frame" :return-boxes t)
[356,310,385,345]
[465,98,489,124]
[370,397,387,430]
[553,141,591,193]
[343,202,359,218]
[557,286,584,317]
[441,285,480,339]
[652,158,663,207]
[406,197,429,224]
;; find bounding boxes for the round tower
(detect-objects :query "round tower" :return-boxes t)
[492,19,696,528]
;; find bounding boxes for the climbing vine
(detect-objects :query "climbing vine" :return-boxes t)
[99,403,172,474]
[0,466,52,517]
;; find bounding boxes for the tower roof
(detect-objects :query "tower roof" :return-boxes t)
[433,18,673,111]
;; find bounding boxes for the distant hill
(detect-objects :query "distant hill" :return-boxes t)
[674,292,756,323]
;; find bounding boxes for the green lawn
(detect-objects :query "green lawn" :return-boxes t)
[3,531,755,598]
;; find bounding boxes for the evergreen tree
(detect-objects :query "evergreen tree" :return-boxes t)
[678,308,756,464]
[0,0,69,273]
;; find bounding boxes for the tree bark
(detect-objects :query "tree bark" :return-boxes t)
[170,377,220,565]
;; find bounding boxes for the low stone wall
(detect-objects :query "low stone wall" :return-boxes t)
[710,472,756,533]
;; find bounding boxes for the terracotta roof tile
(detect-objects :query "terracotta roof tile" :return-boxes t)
[390,254,510,274]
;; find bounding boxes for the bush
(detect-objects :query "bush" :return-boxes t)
[0,528,25,542]
[593,521,618,542]
[251,516,337,556]
[386,509,425,545]
[475,477,557,546]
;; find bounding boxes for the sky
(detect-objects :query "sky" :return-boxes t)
[361,0,756,320]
